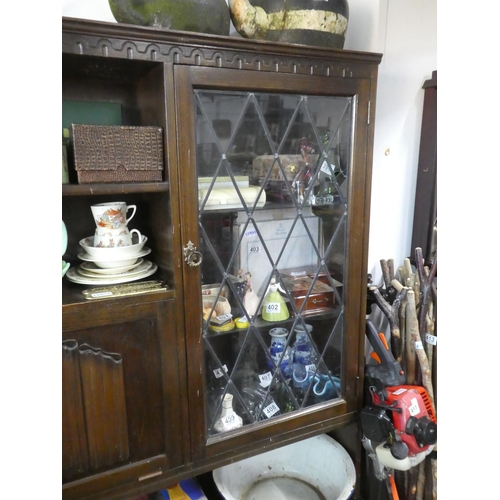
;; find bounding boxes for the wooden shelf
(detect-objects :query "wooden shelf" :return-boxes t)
[62,273,174,308]
[62,182,169,196]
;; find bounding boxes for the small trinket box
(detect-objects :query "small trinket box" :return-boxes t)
[280,265,342,315]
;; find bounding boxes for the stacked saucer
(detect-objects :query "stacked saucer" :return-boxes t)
[65,235,157,285]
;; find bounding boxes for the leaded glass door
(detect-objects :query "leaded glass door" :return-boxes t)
[191,88,355,437]
[174,62,374,453]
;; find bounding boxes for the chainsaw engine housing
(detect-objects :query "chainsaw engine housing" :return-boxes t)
[371,385,437,456]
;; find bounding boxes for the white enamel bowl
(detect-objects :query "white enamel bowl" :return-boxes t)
[213,434,355,500]
[79,235,147,259]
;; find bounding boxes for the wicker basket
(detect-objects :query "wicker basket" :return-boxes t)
[72,125,164,184]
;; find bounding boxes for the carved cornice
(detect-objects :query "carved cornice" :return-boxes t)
[62,17,381,79]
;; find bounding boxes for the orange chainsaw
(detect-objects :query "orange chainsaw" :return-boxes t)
[361,319,437,499]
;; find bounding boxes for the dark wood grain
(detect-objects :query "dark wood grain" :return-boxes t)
[62,17,381,500]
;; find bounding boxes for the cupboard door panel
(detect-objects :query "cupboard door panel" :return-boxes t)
[62,299,185,498]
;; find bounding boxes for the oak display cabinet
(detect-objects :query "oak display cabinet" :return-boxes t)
[62,17,381,500]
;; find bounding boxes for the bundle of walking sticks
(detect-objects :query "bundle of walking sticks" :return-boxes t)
[368,247,437,500]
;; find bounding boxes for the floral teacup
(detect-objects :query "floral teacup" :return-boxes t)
[94,227,142,248]
[91,202,137,231]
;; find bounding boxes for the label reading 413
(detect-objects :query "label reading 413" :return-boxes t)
[425,333,437,345]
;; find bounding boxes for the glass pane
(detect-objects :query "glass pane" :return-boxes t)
[195,90,353,437]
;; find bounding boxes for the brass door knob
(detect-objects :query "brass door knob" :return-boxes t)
[183,241,203,267]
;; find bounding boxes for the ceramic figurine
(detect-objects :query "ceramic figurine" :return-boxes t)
[262,275,290,322]
[243,271,260,318]
[234,268,247,316]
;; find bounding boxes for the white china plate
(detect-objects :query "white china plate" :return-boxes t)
[78,247,151,263]
[66,263,157,285]
[80,258,144,275]
[77,260,152,279]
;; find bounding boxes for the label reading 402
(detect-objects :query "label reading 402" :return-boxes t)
[265,303,281,314]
